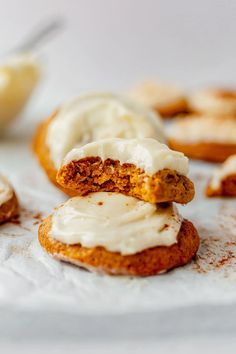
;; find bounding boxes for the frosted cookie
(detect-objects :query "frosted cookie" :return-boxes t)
[0,53,39,130]
[206,155,236,197]
[38,193,200,276]
[129,81,188,118]
[57,138,194,204]
[33,93,165,189]
[168,115,236,162]
[0,175,19,224]
[188,88,236,116]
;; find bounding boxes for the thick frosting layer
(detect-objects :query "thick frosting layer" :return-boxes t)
[210,154,236,189]
[188,89,236,116]
[0,175,13,206]
[0,53,39,129]
[169,115,236,144]
[63,138,189,175]
[50,192,182,255]
[46,93,165,168]
[129,81,185,108]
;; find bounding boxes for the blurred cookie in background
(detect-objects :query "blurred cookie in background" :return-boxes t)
[0,174,19,224]
[206,154,236,197]
[128,80,188,118]
[56,137,194,203]
[168,114,236,162]
[188,88,236,117]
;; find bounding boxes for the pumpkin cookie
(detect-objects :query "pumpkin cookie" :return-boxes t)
[206,154,236,197]
[188,88,236,116]
[33,93,165,189]
[38,193,200,276]
[168,115,236,162]
[0,175,19,224]
[57,138,194,204]
[129,81,188,118]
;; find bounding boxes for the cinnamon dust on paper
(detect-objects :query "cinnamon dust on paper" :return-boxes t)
[192,223,236,276]
[32,212,43,225]
[6,208,43,230]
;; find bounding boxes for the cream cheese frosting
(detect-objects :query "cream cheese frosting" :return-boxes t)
[50,192,183,255]
[0,175,13,206]
[210,154,236,189]
[0,53,39,129]
[168,116,236,144]
[129,81,185,108]
[63,138,189,176]
[188,89,236,116]
[46,93,165,169]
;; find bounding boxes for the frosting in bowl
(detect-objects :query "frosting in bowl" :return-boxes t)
[0,53,39,129]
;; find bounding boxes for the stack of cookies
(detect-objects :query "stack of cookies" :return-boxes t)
[35,93,199,276]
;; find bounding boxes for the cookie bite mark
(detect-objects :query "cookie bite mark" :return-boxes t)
[57,138,194,204]
[206,155,236,197]
[58,158,194,204]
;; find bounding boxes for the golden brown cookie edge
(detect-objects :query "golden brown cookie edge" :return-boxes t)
[206,174,236,197]
[38,215,200,277]
[0,192,19,224]
[168,139,236,162]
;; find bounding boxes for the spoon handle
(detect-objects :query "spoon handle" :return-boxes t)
[6,18,64,55]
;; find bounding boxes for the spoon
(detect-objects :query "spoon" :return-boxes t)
[3,18,64,56]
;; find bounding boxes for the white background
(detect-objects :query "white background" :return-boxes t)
[1,0,236,110]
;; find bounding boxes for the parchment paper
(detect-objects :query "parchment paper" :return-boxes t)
[0,121,236,316]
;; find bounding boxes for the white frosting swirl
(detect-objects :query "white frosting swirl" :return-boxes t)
[46,93,165,168]
[63,138,189,176]
[0,175,13,206]
[210,154,236,189]
[169,115,236,144]
[50,192,182,255]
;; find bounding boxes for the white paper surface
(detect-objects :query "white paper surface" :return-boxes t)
[0,122,236,316]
